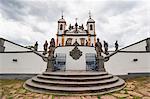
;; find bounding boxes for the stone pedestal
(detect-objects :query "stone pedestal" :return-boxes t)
[97,56,106,72]
[46,58,55,72]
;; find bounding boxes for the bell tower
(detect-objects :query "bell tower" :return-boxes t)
[87,11,95,35]
[86,11,96,46]
[58,15,66,34]
[57,13,66,46]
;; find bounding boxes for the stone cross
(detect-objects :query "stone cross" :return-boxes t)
[89,10,91,19]
[61,10,64,19]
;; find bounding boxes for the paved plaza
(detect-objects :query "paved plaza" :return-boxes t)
[0,77,150,99]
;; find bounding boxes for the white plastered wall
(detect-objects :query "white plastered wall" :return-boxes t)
[0,40,46,74]
[57,36,62,46]
[0,52,46,74]
[105,40,150,75]
[55,46,96,70]
[105,53,150,75]
[90,37,95,46]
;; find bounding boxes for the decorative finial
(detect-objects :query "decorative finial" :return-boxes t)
[89,10,91,19]
[75,18,78,32]
[61,10,64,19]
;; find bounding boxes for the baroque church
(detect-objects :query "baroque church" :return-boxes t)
[57,14,96,47]
[0,12,149,95]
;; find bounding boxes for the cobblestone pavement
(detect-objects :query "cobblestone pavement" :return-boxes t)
[0,77,150,99]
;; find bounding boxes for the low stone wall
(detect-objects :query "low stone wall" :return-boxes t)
[117,73,150,79]
[0,74,38,80]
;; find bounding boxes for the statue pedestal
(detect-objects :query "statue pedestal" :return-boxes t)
[97,56,106,72]
[46,58,55,72]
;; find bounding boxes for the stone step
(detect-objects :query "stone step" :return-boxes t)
[32,76,119,87]
[37,74,113,81]
[24,71,125,95]
[43,71,108,77]
[24,78,125,94]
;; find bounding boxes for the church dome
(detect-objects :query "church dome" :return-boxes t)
[58,18,66,22]
[87,18,95,23]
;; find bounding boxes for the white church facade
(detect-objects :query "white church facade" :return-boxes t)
[54,15,97,71]
[56,15,96,47]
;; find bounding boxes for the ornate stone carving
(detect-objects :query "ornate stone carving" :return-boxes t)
[46,38,56,72]
[70,46,82,60]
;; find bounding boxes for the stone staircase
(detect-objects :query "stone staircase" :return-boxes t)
[23,71,125,95]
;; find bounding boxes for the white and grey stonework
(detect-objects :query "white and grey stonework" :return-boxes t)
[24,71,125,95]
[24,40,125,95]
[23,15,149,95]
[1,15,149,95]
[1,15,149,96]
[56,14,96,47]
[0,36,149,77]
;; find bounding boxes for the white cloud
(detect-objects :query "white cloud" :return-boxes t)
[0,0,149,50]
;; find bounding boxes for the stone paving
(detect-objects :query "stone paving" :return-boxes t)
[0,77,150,99]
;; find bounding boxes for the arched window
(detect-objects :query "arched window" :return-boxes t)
[90,24,93,30]
[80,38,85,46]
[60,24,63,30]
[66,38,72,45]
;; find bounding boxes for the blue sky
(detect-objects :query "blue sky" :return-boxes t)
[0,0,149,50]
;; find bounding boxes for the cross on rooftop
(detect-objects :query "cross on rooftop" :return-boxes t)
[89,10,91,19]
[61,10,64,19]
[75,18,78,23]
